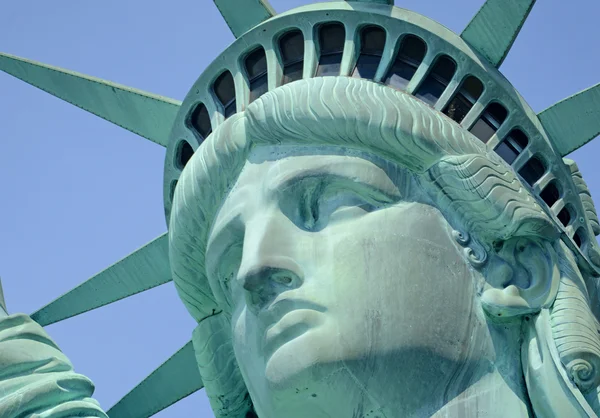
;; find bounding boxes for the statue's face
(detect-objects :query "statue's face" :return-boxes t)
[206,147,482,417]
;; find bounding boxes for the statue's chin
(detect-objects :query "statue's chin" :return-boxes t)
[259,330,370,418]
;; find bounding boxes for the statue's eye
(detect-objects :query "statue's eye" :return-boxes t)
[277,177,397,231]
[300,190,377,231]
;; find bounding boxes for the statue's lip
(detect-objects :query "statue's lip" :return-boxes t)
[262,298,327,323]
[261,299,326,358]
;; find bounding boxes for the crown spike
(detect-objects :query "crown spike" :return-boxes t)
[0,52,180,147]
[31,233,171,326]
[461,0,536,68]
[0,277,6,317]
[214,0,276,38]
[107,340,203,418]
[538,83,600,157]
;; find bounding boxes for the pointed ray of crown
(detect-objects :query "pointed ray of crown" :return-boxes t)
[214,0,276,38]
[538,83,600,157]
[461,0,536,68]
[0,52,180,147]
[107,340,203,418]
[214,0,394,38]
[31,234,170,326]
[0,277,6,316]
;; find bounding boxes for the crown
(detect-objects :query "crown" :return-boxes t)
[163,0,600,277]
[1,0,599,416]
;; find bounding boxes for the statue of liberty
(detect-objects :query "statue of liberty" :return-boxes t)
[2,0,600,416]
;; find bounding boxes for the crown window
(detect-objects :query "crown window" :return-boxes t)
[214,70,237,117]
[574,227,586,248]
[189,103,212,140]
[384,35,427,91]
[352,26,386,80]
[245,47,269,103]
[495,129,529,165]
[558,205,572,227]
[176,140,194,170]
[316,23,346,77]
[414,55,456,106]
[519,156,546,186]
[280,30,305,85]
[470,102,508,143]
[442,76,483,124]
[540,181,560,208]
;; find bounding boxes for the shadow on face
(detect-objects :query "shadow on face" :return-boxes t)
[205,146,485,417]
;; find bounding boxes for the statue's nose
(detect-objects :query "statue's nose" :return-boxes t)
[239,264,303,314]
[236,209,306,314]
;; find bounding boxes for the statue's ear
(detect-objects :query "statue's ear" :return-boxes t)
[481,237,561,318]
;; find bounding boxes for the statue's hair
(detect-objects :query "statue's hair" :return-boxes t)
[551,239,600,393]
[168,77,595,416]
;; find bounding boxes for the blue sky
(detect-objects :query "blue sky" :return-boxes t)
[0,0,599,416]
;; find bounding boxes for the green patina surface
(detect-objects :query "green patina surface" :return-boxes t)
[214,0,276,38]
[0,52,179,147]
[461,0,536,68]
[539,83,600,157]
[107,340,203,418]
[1,0,600,417]
[32,233,171,327]
[0,277,6,317]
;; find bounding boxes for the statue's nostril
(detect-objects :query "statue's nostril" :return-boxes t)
[273,274,293,286]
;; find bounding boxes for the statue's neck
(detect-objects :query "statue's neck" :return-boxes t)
[359,318,534,418]
[431,369,532,418]
[429,317,533,418]
[286,350,533,418]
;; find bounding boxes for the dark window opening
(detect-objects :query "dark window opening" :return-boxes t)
[283,61,304,85]
[316,23,346,77]
[384,35,427,91]
[414,55,456,106]
[469,102,508,143]
[494,129,529,165]
[245,47,268,103]
[176,140,194,170]
[170,180,178,201]
[557,206,572,227]
[518,156,546,186]
[190,103,212,140]
[574,228,585,248]
[540,181,560,208]
[214,71,236,117]
[442,76,484,124]
[352,26,386,80]
[280,30,305,85]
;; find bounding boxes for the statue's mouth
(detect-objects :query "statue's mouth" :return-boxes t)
[260,299,326,359]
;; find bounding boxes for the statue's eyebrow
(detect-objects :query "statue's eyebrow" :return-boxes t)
[265,161,403,200]
[273,174,402,221]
